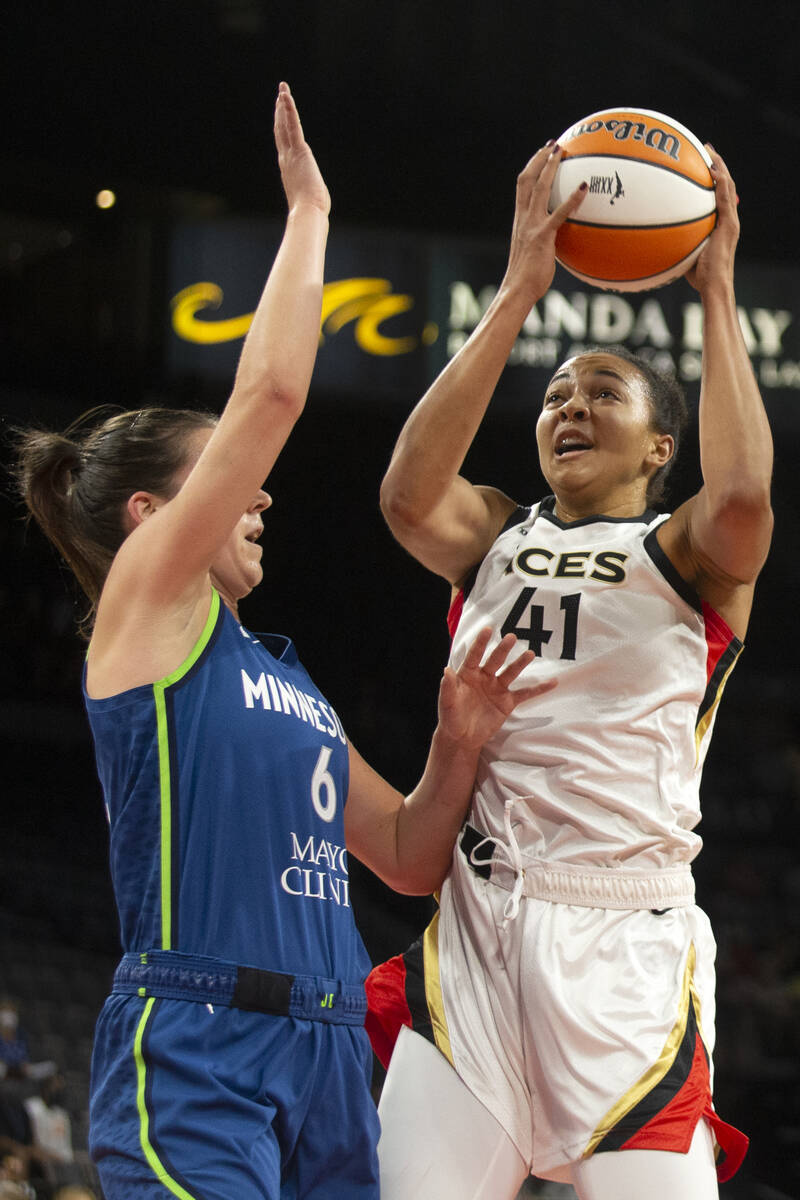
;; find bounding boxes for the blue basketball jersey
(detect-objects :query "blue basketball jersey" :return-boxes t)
[83,591,370,986]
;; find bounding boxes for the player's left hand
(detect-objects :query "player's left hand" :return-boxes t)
[684,146,739,293]
[437,627,556,749]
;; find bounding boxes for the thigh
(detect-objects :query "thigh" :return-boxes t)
[94,996,379,1200]
[377,1027,528,1200]
[282,1025,379,1200]
[520,903,723,1173]
[91,994,283,1200]
[570,1120,719,1200]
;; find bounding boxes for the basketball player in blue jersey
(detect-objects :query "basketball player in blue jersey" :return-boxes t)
[12,85,554,1200]
[368,142,773,1198]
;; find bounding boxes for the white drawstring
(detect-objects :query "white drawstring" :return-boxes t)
[468,798,525,927]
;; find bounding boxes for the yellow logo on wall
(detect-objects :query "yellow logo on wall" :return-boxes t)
[171,278,438,356]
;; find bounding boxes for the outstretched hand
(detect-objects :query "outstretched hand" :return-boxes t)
[684,146,738,294]
[503,142,587,302]
[273,81,330,217]
[437,628,556,750]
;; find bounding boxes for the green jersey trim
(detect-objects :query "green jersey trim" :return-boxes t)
[134,997,198,1199]
[153,589,221,950]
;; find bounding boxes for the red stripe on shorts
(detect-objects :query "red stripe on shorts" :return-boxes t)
[621,1031,709,1153]
[364,955,411,1070]
[618,1030,748,1180]
[593,990,748,1180]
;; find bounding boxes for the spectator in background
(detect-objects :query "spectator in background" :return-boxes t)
[0,1185,33,1200]
[0,1001,54,1085]
[0,1002,29,1082]
[23,1074,83,1193]
[0,1151,34,1199]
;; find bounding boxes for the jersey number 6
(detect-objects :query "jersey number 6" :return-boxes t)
[311,745,337,822]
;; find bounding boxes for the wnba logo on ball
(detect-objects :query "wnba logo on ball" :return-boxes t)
[588,172,625,204]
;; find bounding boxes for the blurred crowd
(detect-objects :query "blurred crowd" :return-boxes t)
[0,997,99,1200]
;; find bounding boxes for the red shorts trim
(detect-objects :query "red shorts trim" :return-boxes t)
[593,995,748,1180]
[364,955,411,1070]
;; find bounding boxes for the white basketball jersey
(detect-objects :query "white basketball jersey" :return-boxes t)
[449,498,742,875]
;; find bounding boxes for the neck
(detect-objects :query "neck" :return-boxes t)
[220,594,240,620]
[208,573,242,621]
[552,483,650,523]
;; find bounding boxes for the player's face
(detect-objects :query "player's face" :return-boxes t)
[170,427,272,600]
[210,491,272,600]
[535,353,672,516]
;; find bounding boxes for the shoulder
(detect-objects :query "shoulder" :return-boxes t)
[452,495,537,594]
[474,485,521,528]
[654,502,756,639]
[87,581,219,698]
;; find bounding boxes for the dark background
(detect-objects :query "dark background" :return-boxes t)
[2,3,799,1197]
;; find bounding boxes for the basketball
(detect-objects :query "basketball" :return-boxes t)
[549,107,716,292]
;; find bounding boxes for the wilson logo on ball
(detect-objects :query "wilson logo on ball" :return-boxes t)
[567,116,683,161]
[549,107,717,292]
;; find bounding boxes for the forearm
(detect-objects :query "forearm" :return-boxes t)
[391,726,482,893]
[380,141,585,578]
[232,204,329,413]
[344,732,478,896]
[382,138,586,523]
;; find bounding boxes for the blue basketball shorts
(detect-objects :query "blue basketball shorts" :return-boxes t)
[89,991,380,1199]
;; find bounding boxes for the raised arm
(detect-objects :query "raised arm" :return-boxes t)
[380,145,587,586]
[344,630,555,894]
[109,83,331,606]
[659,149,773,638]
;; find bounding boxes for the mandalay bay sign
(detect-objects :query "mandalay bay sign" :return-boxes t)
[167,221,800,421]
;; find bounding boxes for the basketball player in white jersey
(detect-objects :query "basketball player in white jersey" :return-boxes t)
[367,142,773,1199]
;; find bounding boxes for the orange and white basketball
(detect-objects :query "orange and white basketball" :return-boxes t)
[549,108,716,292]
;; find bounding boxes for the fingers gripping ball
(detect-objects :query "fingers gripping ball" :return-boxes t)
[549,108,716,291]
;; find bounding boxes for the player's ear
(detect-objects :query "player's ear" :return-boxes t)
[126,491,163,529]
[648,433,674,469]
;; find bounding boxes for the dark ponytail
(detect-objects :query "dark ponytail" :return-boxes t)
[13,406,216,636]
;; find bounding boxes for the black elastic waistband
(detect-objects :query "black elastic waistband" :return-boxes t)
[113,951,367,1026]
[459,823,497,880]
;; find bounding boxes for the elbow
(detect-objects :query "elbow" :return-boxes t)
[383,866,448,897]
[388,845,452,895]
[712,484,774,555]
[262,381,308,422]
[233,369,308,424]
[715,481,773,525]
[379,471,404,524]
[373,841,450,896]
[379,473,426,537]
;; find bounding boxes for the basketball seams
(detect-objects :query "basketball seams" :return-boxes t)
[563,215,717,233]
[559,152,716,193]
[556,219,716,286]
